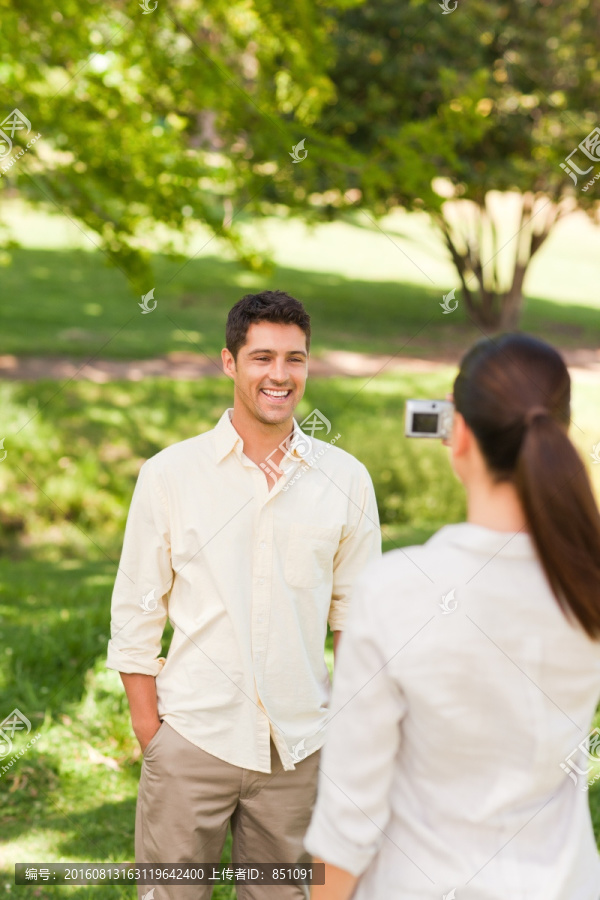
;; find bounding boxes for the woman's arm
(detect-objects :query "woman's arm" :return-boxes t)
[333,630,342,660]
[310,860,359,900]
[304,565,407,894]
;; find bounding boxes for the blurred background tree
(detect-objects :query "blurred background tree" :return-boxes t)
[314,0,600,328]
[0,0,599,322]
[0,0,358,291]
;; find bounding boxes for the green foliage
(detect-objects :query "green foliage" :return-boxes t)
[322,0,600,209]
[313,0,600,327]
[1,365,598,554]
[2,0,597,305]
[1,232,600,361]
[0,373,465,556]
[1,3,600,877]
[0,0,359,291]
[0,379,599,883]
[311,374,466,526]
[0,246,452,359]
[0,370,599,881]
[0,557,236,898]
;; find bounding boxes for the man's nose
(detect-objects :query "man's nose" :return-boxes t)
[268,358,289,383]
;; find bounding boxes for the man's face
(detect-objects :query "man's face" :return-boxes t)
[225,321,308,425]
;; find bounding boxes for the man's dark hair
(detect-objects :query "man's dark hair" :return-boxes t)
[225,290,311,361]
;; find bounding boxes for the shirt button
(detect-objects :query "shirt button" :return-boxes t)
[258,578,265,585]
[258,616,264,624]
[260,541,266,550]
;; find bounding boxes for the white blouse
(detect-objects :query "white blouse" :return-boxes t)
[305,523,600,899]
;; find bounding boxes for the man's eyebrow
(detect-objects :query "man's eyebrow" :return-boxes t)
[247,348,307,357]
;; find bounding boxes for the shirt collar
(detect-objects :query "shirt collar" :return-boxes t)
[429,522,535,559]
[214,408,314,465]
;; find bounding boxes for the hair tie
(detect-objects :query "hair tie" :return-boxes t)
[524,405,550,427]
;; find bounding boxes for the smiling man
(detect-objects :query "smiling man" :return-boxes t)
[107,290,381,899]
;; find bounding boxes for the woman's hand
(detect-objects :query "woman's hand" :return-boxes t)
[442,391,454,447]
[310,860,359,900]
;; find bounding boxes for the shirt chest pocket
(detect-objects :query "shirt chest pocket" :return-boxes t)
[284,522,340,589]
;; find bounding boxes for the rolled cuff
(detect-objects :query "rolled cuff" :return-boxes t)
[304,813,378,877]
[327,600,349,633]
[106,642,166,676]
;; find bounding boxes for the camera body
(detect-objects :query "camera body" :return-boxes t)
[405,400,454,440]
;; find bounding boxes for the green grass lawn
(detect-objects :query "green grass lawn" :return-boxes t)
[0,201,599,361]
[0,371,469,558]
[1,246,600,362]
[1,373,599,897]
[1,201,599,895]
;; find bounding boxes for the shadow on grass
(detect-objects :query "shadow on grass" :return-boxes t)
[2,790,137,860]
[0,558,119,714]
[1,247,599,361]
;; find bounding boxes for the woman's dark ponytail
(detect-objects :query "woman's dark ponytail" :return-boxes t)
[454,334,600,639]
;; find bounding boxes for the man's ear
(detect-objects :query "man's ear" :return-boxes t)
[221,347,236,379]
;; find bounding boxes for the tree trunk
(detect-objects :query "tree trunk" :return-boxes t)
[435,192,564,333]
[463,283,524,332]
[497,288,524,331]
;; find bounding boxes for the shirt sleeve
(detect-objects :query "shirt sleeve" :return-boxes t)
[106,458,173,676]
[328,462,382,632]
[305,570,406,875]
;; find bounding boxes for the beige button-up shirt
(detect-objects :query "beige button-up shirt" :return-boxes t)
[305,523,600,898]
[107,408,381,772]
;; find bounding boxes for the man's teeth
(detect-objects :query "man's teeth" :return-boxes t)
[262,389,290,397]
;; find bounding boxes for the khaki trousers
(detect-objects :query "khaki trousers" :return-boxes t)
[135,722,321,899]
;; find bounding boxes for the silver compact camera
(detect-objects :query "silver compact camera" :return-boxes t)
[405,400,454,440]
